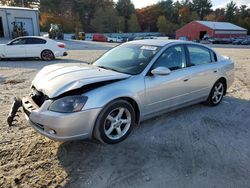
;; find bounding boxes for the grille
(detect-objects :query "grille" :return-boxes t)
[30,119,45,130]
[34,122,44,130]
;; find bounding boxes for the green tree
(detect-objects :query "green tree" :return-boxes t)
[157,16,168,34]
[91,5,119,33]
[72,0,107,32]
[116,0,135,32]
[238,5,248,18]
[128,13,140,32]
[157,16,178,35]
[225,1,238,22]
[117,16,125,33]
[157,0,175,22]
[191,0,212,20]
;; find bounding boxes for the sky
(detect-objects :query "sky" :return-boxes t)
[128,0,250,9]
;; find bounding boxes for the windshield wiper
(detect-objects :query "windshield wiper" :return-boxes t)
[97,66,118,72]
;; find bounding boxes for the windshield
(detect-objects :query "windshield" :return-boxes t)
[93,43,161,75]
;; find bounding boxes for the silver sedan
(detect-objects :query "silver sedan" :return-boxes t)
[22,40,234,144]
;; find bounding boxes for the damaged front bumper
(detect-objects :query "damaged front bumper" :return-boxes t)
[22,96,101,142]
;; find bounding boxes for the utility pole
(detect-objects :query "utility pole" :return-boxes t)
[22,0,24,7]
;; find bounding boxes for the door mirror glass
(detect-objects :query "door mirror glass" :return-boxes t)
[151,67,171,76]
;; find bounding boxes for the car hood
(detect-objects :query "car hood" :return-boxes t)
[32,63,131,98]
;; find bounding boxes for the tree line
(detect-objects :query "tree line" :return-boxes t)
[1,0,250,34]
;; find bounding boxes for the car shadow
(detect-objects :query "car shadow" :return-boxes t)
[56,96,250,188]
[0,58,88,70]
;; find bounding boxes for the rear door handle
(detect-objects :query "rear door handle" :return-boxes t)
[183,78,189,82]
[213,70,218,73]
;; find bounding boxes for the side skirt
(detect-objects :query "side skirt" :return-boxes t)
[141,97,207,122]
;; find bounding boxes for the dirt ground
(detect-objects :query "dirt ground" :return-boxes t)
[0,42,250,188]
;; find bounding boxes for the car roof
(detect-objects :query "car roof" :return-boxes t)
[15,36,48,40]
[127,39,194,47]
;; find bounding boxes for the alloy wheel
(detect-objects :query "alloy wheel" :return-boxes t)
[104,107,132,140]
[212,82,224,104]
[41,50,54,61]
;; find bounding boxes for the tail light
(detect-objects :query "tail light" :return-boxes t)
[58,43,65,48]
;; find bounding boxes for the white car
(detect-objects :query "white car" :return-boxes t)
[107,36,123,43]
[0,36,67,61]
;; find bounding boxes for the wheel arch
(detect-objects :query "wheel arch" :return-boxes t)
[100,96,140,125]
[218,77,227,95]
[117,97,140,125]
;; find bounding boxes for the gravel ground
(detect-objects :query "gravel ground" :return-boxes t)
[0,41,250,188]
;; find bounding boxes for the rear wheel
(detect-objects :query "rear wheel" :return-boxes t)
[41,50,54,61]
[205,80,225,106]
[94,100,135,144]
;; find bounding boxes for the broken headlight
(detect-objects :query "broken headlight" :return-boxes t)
[49,95,88,113]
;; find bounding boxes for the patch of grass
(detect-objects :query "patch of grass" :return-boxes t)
[3,79,26,85]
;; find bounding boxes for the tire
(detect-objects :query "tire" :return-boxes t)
[94,99,136,144]
[205,80,225,106]
[41,50,55,61]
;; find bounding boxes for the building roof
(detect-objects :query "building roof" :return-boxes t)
[0,6,38,11]
[196,21,247,31]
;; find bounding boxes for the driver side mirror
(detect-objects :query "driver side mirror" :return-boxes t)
[151,67,171,76]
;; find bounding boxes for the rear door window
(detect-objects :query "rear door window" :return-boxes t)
[187,45,212,66]
[27,38,47,44]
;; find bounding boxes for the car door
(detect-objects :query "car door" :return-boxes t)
[144,45,192,115]
[25,38,47,57]
[4,38,27,57]
[184,44,219,100]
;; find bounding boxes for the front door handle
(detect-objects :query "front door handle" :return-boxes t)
[213,70,218,73]
[183,78,189,82]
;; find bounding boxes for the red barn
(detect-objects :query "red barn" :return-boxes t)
[176,21,247,40]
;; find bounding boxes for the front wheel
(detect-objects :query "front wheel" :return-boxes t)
[94,100,135,144]
[41,50,54,61]
[205,80,225,106]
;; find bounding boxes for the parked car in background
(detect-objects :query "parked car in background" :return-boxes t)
[202,37,233,44]
[107,36,123,43]
[133,36,144,40]
[144,35,155,39]
[71,32,85,40]
[241,38,250,45]
[201,37,214,44]
[92,34,107,42]
[20,40,234,144]
[0,36,67,61]
[232,38,244,45]
[179,36,189,41]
